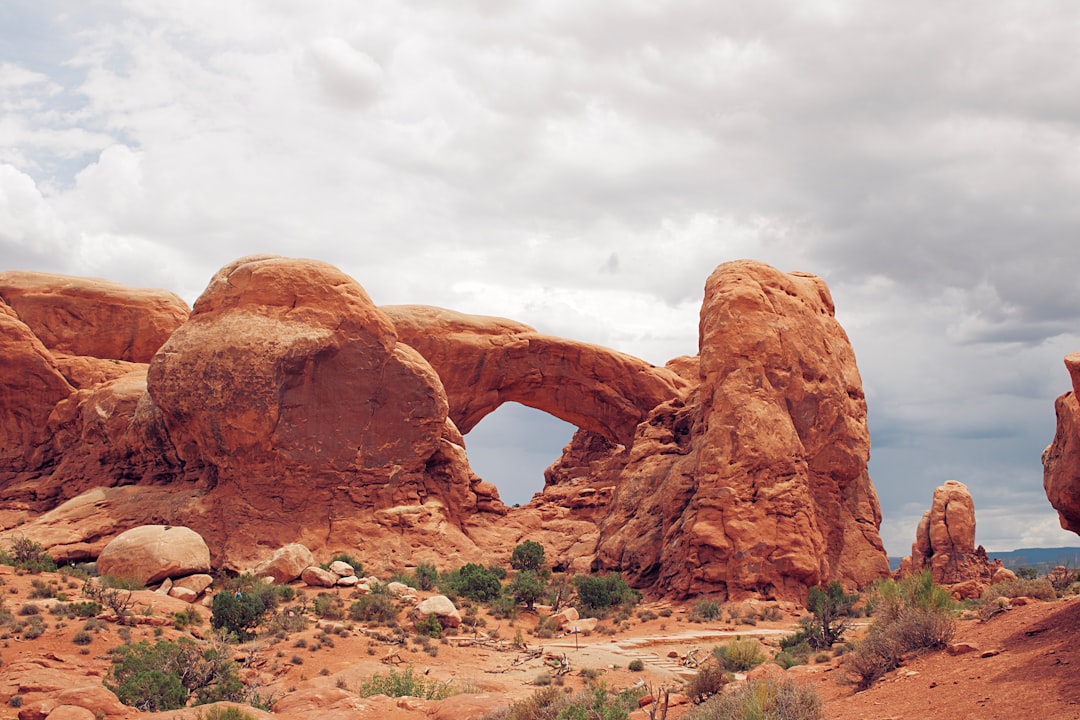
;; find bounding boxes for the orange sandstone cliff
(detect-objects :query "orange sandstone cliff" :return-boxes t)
[0,257,889,600]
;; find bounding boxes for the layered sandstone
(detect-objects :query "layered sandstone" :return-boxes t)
[1044,352,1080,535]
[0,270,189,363]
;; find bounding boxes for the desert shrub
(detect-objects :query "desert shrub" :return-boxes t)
[173,609,204,629]
[627,659,645,672]
[70,601,102,618]
[211,580,279,640]
[713,639,765,671]
[685,664,727,703]
[689,599,721,622]
[106,637,243,711]
[490,594,520,620]
[312,592,344,620]
[29,578,58,599]
[358,665,453,700]
[686,676,822,720]
[510,541,546,572]
[0,536,57,573]
[979,577,1056,602]
[485,684,642,720]
[573,573,640,616]
[196,707,257,720]
[440,563,503,603]
[1015,567,1038,580]
[416,613,442,639]
[534,615,559,639]
[349,594,398,624]
[73,630,93,645]
[19,603,40,616]
[509,570,547,611]
[83,578,137,623]
[760,606,784,622]
[804,581,859,649]
[416,563,438,591]
[846,571,957,690]
[637,609,658,622]
[22,618,45,639]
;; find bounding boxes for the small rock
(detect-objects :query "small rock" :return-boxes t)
[337,575,360,587]
[168,586,199,603]
[947,642,979,656]
[155,577,173,594]
[172,573,214,595]
[980,649,1001,658]
[386,581,412,596]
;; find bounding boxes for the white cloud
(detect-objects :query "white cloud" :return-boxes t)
[4,1,1080,555]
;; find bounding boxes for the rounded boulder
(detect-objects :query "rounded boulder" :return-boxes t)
[96,525,211,586]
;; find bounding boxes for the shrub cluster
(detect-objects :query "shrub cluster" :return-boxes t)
[210,578,280,640]
[0,536,57,573]
[358,666,454,700]
[484,683,644,720]
[440,563,503,602]
[713,639,765,672]
[979,577,1056,602]
[573,573,640,616]
[686,677,822,720]
[845,571,956,690]
[106,637,243,711]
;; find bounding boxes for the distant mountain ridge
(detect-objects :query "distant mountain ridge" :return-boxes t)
[889,547,1080,573]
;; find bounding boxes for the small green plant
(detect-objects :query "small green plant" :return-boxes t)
[312,592,344,620]
[979,577,1056,602]
[416,613,442,639]
[713,639,765,671]
[329,553,364,576]
[627,659,645,672]
[358,666,453,700]
[684,664,728,704]
[685,676,822,720]
[689,599,721,622]
[416,563,438,591]
[70,601,102,618]
[72,630,93,645]
[803,581,859,649]
[0,536,57,573]
[348,594,398,624]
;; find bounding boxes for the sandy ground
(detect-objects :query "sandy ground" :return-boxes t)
[2,564,1078,720]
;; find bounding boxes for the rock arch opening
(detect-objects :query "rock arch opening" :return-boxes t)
[464,402,576,507]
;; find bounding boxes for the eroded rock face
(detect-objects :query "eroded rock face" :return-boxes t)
[0,270,189,363]
[1044,353,1080,535]
[0,256,888,601]
[901,480,1003,593]
[382,305,690,447]
[592,260,889,599]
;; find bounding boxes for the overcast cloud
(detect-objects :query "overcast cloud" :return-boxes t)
[3,1,1080,556]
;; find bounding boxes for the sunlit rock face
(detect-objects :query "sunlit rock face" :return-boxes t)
[0,257,890,599]
[1044,352,1080,536]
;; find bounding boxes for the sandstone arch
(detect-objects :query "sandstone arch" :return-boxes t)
[381,305,691,448]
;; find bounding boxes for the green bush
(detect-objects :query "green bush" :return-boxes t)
[509,570,547,611]
[106,638,243,711]
[846,571,957,690]
[686,677,822,720]
[510,541,546,572]
[804,581,858,649]
[211,580,279,640]
[713,639,765,671]
[441,563,503,603]
[573,573,640,616]
[0,536,57,573]
[416,613,442,638]
[70,601,102,618]
[349,594,398,624]
[684,664,727,703]
[312,592,344,620]
[689,599,721,622]
[72,630,93,645]
[358,666,453,700]
[416,563,438,591]
[627,659,645,672]
[979,577,1056,602]
[483,683,643,720]
[197,707,257,720]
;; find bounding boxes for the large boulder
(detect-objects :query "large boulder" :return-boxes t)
[591,260,890,599]
[252,543,316,584]
[1044,352,1080,535]
[96,524,211,585]
[414,594,462,628]
[0,270,189,363]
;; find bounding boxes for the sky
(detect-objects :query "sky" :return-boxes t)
[3,1,1080,557]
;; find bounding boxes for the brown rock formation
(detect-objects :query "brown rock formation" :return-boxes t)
[902,480,1004,595]
[96,524,212,586]
[0,256,889,600]
[0,270,189,363]
[381,305,690,447]
[1044,352,1080,535]
[591,260,890,599]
